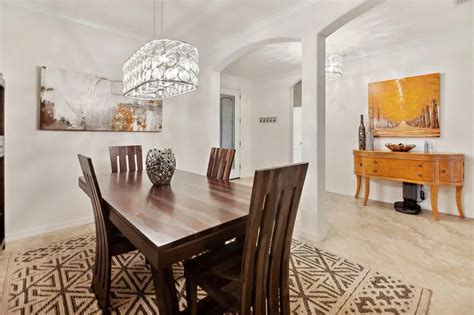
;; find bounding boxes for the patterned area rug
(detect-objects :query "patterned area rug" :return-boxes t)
[0,235,431,314]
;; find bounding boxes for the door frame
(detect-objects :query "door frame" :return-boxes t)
[220,88,241,179]
[290,80,302,163]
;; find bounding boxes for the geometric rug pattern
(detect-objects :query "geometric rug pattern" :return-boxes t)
[1,234,431,314]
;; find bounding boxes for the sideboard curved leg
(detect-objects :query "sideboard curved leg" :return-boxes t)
[355,175,361,198]
[456,185,465,218]
[430,185,439,221]
[363,177,370,206]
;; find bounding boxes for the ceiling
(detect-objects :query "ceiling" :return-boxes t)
[5,0,471,80]
[222,0,472,80]
[4,0,313,50]
[222,42,302,80]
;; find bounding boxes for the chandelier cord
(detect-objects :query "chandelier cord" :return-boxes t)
[153,0,156,38]
[152,0,164,38]
[161,0,164,37]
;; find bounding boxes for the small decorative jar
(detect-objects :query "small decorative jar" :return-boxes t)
[146,148,176,185]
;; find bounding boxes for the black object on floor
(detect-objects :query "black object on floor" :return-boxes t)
[394,182,421,215]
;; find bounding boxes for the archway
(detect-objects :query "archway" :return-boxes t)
[207,1,384,241]
[212,38,302,179]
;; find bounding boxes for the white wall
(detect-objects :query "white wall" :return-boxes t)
[251,74,300,171]
[1,6,216,240]
[326,33,474,217]
[221,73,300,174]
[1,1,370,241]
[293,107,302,163]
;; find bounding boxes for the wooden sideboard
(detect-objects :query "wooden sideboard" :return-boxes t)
[353,150,464,221]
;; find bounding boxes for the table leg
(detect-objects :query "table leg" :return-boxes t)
[430,185,439,221]
[151,265,179,315]
[355,175,361,198]
[363,177,370,206]
[456,185,465,218]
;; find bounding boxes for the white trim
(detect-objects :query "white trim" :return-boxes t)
[6,216,94,242]
[295,226,326,243]
[220,88,241,179]
[289,85,295,164]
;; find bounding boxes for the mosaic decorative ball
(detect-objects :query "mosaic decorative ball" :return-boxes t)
[145,148,176,185]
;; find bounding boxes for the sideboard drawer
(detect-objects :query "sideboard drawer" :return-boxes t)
[399,161,434,181]
[363,158,434,181]
[401,162,434,181]
[354,156,363,173]
[363,158,391,177]
[439,161,464,183]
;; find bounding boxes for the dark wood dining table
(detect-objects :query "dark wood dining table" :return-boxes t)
[79,170,252,314]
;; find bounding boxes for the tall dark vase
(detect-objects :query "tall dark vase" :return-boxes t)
[358,114,366,150]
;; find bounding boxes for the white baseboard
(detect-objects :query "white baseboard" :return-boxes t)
[6,216,94,242]
[294,220,328,244]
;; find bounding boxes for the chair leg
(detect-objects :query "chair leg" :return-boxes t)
[91,250,112,312]
[280,267,291,315]
[185,271,198,315]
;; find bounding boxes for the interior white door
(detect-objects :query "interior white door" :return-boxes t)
[220,89,241,179]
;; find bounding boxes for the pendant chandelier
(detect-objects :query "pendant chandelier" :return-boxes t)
[123,0,199,100]
[325,54,343,81]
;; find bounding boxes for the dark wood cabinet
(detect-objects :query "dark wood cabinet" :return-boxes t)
[0,73,4,250]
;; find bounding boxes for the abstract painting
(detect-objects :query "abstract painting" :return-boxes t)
[40,66,162,132]
[368,73,440,137]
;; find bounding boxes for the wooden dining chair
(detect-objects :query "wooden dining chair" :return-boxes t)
[109,145,142,173]
[206,147,236,180]
[184,162,309,314]
[78,155,136,310]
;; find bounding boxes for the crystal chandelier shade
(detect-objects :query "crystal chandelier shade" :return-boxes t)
[123,39,199,99]
[325,54,343,81]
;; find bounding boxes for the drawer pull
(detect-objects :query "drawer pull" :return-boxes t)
[417,164,423,168]
[373,161,378,164]
[441,170,446,174]
[360,163,362,167]
[417,174,423,178]
[373,170,378,173]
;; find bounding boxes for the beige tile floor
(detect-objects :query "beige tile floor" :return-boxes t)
[317,193,474,315]
[0,181,473,314]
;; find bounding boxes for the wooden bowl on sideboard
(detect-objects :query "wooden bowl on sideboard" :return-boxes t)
[385,143,416,152]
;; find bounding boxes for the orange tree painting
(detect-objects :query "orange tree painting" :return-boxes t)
[368,73,440,137]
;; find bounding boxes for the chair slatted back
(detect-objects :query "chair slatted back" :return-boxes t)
[239,163,308,315]
[206,147,236,180]
[77,155,112,296]
[109,145,143,173]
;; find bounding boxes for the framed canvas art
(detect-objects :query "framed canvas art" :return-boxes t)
[368,73,440,137]
[40,66,162,132]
